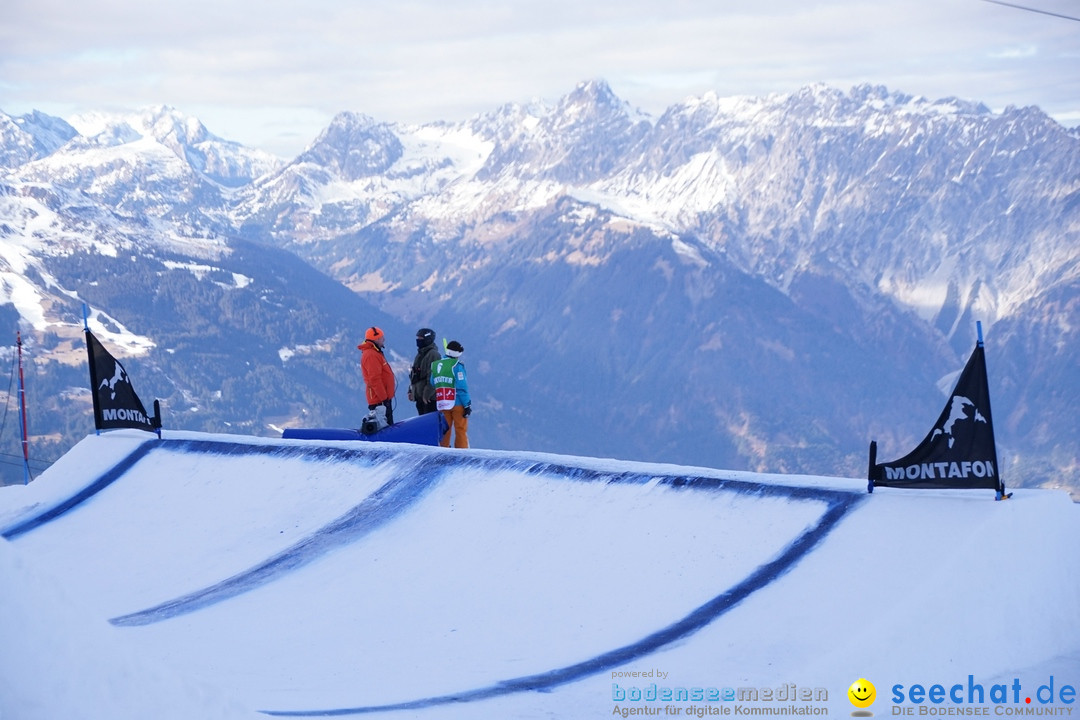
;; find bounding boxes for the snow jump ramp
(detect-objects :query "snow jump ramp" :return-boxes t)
[1,430,1077,720]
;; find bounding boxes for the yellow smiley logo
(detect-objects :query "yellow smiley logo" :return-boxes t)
[848,678,876,709]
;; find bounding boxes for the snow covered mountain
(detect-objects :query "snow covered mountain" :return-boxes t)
[0,83,1077,494]
[0,105,410,478]
[233,83,1078,340]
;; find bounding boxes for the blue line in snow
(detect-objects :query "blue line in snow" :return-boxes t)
[0,439,399,541]
[261,491,861,717]
[109,447,854,629]
[110,451,457,627]
[1,440,158,540]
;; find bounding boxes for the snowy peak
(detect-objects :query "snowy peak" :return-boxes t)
[1,105,284,248]
[0,110,78,168]
[0,111,72,169]
[468,79,653,184]
[842,83,992,118]
[67,105,213,147]
[294,111,404,181]
[553,78,635,123]
[15,110,79,148]
[142,105,213,146]
[19,106,283,189]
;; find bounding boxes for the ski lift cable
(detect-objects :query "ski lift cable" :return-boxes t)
[0,453,51,470]
[979,0,1080,22]
[0,450,55,465]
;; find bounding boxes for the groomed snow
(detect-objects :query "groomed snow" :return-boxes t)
[0,429,1077,720]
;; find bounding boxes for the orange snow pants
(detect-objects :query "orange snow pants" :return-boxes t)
[440,406,469,448]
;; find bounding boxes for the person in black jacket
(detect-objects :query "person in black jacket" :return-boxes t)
[407,328,441,415]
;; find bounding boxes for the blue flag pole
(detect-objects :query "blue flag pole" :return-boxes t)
[83,304,99,436]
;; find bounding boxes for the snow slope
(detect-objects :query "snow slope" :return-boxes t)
[1,430,1077,720]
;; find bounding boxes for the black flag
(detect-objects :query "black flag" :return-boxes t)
[869,335,1003,496]
[86,330,160,434]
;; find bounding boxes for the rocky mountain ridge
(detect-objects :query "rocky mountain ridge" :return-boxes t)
[1,81,1076,494]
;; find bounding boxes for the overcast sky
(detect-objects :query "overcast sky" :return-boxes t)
[2,0,1077,157]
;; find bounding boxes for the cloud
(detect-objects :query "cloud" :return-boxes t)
[989,44,1040,58]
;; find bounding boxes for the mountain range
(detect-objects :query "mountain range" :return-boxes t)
[1,81,1077,496]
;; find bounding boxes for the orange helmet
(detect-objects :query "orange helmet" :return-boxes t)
[364,326,384,344]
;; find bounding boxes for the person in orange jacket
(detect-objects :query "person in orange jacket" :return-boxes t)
[358,326,396,426]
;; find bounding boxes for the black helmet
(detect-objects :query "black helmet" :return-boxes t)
[416,328,435,348]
